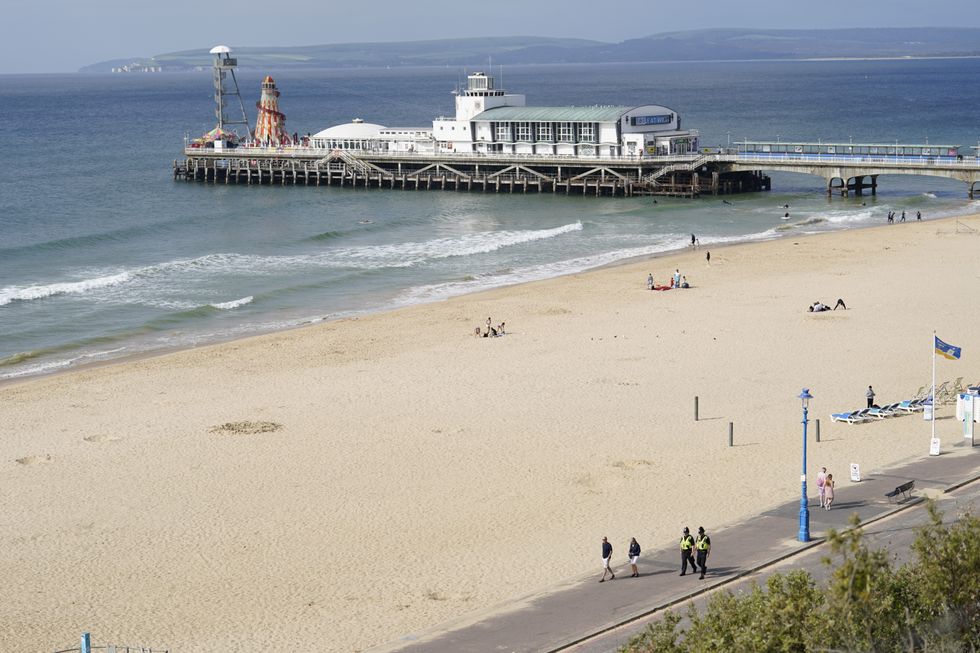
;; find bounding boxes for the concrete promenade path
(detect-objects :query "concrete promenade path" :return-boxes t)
[371,443,980,653]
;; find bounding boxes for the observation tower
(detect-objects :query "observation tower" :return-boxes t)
[254,76,288,145]
[209,45,250,136]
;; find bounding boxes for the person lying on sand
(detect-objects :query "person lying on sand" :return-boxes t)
[809,301,831,312]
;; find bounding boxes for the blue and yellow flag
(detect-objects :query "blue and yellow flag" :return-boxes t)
[935,336,962,360]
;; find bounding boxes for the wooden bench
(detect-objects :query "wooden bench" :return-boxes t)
[885,480,915,502]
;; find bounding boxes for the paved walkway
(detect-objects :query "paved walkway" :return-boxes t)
[370,442,979,653]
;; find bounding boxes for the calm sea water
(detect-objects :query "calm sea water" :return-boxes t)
[2,58,980,378]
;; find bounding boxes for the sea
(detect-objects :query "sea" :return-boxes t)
[3,57,980,379]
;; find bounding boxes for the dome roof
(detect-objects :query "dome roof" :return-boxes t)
[313,120,385,140]
[263,75,275,83]
[209,45,232,54]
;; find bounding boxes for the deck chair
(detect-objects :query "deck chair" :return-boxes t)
[868,404,900,418]
[831,409,871,423]
[897,399,927,413]
[911,385,928,400]
[950,377,965,395]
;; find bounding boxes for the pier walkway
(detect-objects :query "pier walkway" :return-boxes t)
[368,444,980,653]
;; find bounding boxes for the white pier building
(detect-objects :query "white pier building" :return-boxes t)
[312,72,698,158]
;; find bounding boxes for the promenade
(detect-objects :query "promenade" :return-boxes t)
[372,442,980,653]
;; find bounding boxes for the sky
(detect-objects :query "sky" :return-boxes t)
[4,0,980,74]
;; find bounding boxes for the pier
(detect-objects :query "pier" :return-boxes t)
[173,148,769,198]
[174,144,980,198]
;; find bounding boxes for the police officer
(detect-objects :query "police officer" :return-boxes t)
[695,526,711,579]
[679,527,696,576]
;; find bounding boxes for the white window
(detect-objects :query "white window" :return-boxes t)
[537,123,552,141]
[495,122,511,141]
[514,122,531,141]
[578,123,595,143]
[557,122,574,142]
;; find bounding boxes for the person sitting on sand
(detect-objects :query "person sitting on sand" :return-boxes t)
[497,322,506,335]
[681,275,690,289]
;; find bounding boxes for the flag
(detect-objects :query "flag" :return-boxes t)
[935,336,961,360]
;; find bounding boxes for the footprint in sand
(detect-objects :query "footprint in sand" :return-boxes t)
[16,454,53,466]
[83,434,122,444]
[208,421,283,435]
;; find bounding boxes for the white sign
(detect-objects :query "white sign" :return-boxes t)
[964,394,975,440]
[849,463,861,482]
[929,437,942,456]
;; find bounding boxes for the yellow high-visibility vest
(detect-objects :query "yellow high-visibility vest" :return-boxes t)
[696,535,709,551]
[680,535,694,550]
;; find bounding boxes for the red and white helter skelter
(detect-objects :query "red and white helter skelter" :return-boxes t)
[253,76,288,145]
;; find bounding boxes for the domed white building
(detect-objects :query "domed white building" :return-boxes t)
[311,119,385,150]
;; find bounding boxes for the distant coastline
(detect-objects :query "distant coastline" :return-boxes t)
[81,27,980,73]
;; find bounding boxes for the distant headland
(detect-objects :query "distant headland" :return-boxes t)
[81,27,980,73]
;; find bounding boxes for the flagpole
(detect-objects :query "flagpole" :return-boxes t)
[932,330,937,441]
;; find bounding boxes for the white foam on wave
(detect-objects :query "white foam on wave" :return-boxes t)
[210,296,253,310]
[0,346,127,379]
[1,223,586,309]
[327,221,584,268]
[818,209,877,225]
[394,228,782,306]
[922,192,938,199]
[0,271,132,307]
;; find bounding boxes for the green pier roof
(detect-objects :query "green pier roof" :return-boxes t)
[471,106,632,122]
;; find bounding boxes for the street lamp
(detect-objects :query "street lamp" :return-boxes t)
[798,388,813,542]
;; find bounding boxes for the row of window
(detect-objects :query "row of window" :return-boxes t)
[492,122,598,143]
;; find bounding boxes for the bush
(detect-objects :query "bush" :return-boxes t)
[621,504,980,653]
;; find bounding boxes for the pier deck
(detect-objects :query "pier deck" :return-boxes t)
[173,148,768,198]
[175,147,980,198]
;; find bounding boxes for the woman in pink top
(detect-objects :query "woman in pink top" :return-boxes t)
[824,473,835,510]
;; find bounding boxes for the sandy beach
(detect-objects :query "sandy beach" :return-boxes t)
[2,214,978,652]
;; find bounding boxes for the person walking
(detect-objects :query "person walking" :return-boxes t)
[628,537,641,577]
[706,251,711,265]
[917,210,922,221]
[600,536,615,582]
[824,474,836,510]
[866,385,875,408]
[694,527,711,579]
[679,527,696,576]
[816,466,828,508]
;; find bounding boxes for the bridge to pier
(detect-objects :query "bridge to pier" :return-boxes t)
[713,141,980,197]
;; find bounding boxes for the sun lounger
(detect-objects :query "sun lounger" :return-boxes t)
[897,398,929,413]
[867,405,899,419]
[831,410,872,423]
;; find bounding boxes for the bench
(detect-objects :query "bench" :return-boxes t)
[885,480,915,502]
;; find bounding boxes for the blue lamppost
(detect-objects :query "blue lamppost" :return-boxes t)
[798,388,813,542]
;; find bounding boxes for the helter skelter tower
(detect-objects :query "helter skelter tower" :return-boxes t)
[253,76,288,145]
[209,45,250,136]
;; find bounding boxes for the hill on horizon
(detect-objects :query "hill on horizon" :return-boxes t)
[81,28,980,73]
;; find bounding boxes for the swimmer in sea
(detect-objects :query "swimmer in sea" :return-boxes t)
[359,220,373,224]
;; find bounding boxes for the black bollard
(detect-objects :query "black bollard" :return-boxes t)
[728,422,733,447]
[815,418,821,443]
[695,396,699,422]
